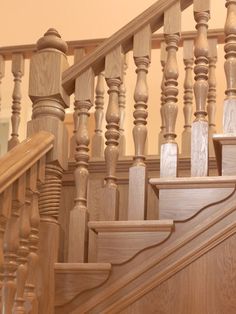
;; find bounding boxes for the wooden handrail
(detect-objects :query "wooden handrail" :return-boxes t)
[0,28,225,61]
[0,130,54,193]
[62,0,194,94]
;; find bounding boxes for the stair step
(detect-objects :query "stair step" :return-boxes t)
[213,134,236,175]
[88,220,174,264]
[150,176,236,220]
[54,263,111,307]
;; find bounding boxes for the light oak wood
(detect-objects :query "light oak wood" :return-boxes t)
[0,55,5,116]
[224,0,236,133]
[55,263,111,307]
[182,40,194,157]
[158,42,167,154]
[128,26,151,220]
[160,142,178,177]
[62,0,193,94]
[89,220,173,264]
[8,54,24,150]
[208,38,218,157]
[191,1,210,177]
[0,131,54,194]
[92,72,105,158]
[68,68,94,263]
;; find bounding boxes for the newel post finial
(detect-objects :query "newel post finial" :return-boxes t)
[27,29,69,314]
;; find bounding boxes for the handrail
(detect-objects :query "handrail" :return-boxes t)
[0,28,225,61]
[0,130,54,193]
[62,0,194,94]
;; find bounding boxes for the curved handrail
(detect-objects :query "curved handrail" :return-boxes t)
[62,0,194,94]
[0,130,54,193]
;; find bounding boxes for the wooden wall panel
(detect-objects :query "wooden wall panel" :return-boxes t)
[120,233,236,314]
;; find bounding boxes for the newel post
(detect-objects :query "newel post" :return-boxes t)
[27,29,69,314]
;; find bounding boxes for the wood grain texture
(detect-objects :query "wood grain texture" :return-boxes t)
[160,142,178,177]
[75,67,95,102]
[128,166,147,220]
[55,263,111,307]
[133,25,151,58]
[193,0,210,12]
[62,0,193,94]
[164,1,181,34]
[120,233,236,314]
[223,99,236,133]
[191,120,208,176]
[0,131,54,193]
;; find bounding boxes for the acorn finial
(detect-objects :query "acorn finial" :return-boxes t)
[37,28,68,53]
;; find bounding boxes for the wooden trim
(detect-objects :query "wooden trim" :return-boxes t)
[55,263,111,273]
[0,131,54,193]
[0,28,224,61]
[88,220,174,233]
[62,0,194,94]
[150,175,236,190]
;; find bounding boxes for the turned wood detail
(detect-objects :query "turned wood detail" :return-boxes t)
[0,55,5,115]
[38,164,63,222]
[163,35,180,142]
[74,99,92,211]
[119,56,128,157]
[193,10,209,122]
[159,42,167,153]
[2,177,25,314]
[183,42,194,133]
[92,72,105,157]
[8,54,25,150]
[224,0,236,133]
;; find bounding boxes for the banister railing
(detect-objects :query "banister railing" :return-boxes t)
[62,0,194,94]
[0,131,54,313]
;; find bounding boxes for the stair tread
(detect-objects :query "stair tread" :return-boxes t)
[55,262,111,273]
[150,175,236,190]
[88,220,174,233]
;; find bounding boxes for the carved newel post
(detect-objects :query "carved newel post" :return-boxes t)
[27,29,69,314]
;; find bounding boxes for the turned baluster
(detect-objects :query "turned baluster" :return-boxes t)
[0,55,5,115]
[119,55,128,157]
[2,176,25,314]
[91,72,105,157]
[128,25,151,220]
[158,42,167,154]
[224,0,236,132]
[24,160,43,314]
[160,2,181,177]
[70,48,86,159]
[68,68,94,262]
[191,0,210,177]
[0,186,12,308]
[14,166,37,314]
[181,40,194,157]
[8,54,25,150]
[100,46,123,221]
[28,29,69,314]
[208,38,217,157]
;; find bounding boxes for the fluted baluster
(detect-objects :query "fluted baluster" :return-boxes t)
[208,38,217,157]
[119,55,128,157]
[161,2,181,177]
[2,176,25,314]
[0,55,5,115]
[8,54,24,150]
[158,42,167,154]
[182,40,194,157]
[128,25,151,220]
[14,166,37,314]
[70,48,86,159]
[224,0,236,132]
[191,0,210,177]
[91,72,105,157]
[0,186,12,309]
[100,46,122,221]
[68,68,94,262]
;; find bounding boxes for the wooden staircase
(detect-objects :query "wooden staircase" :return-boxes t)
[1,0,236,313]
